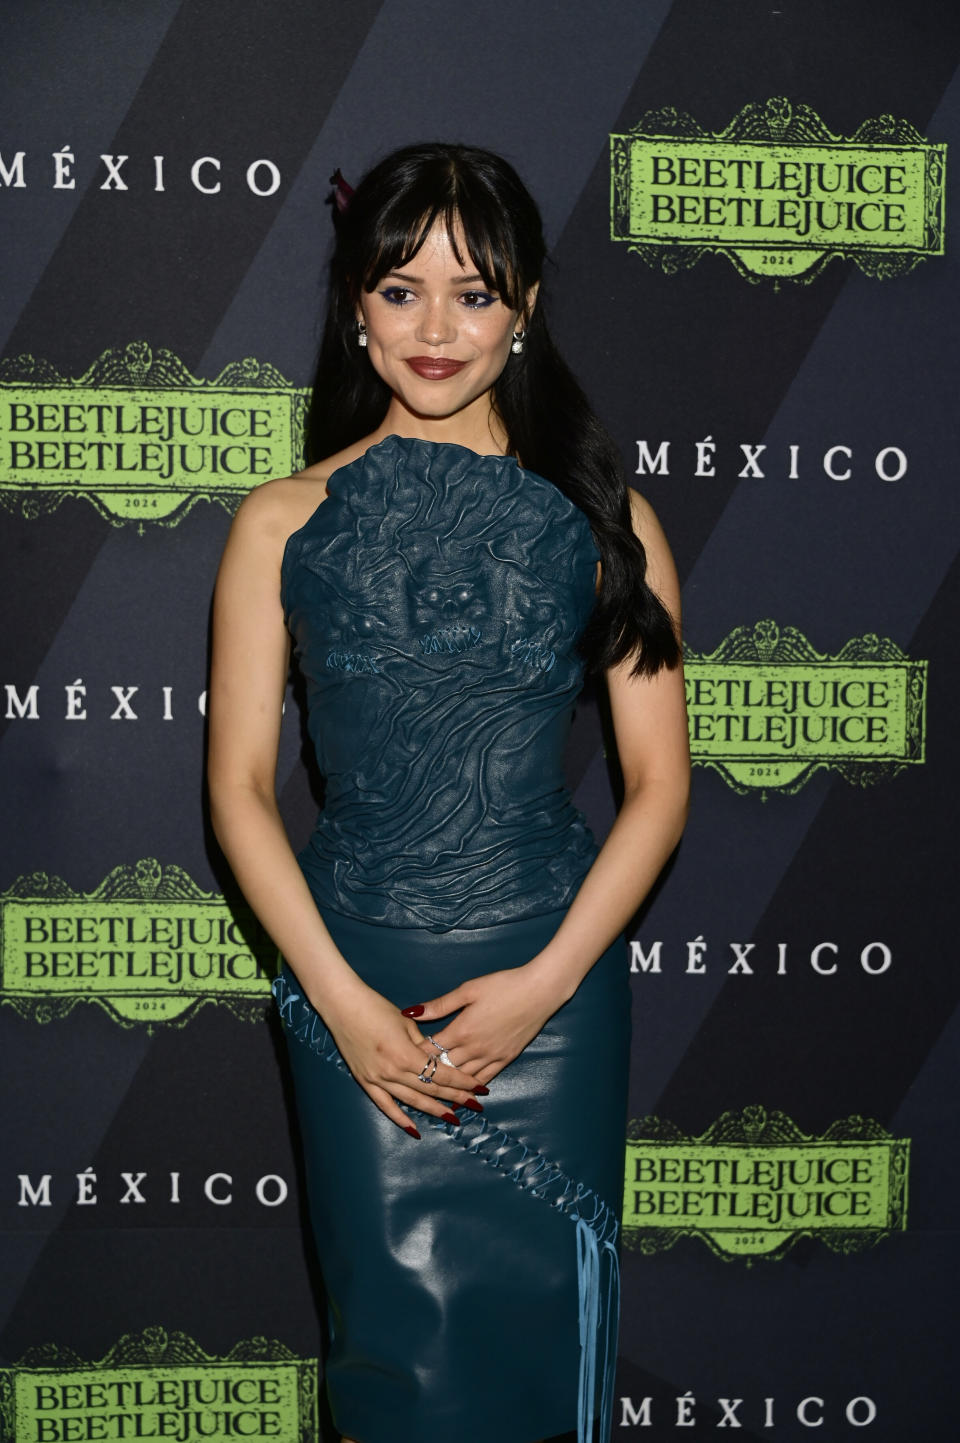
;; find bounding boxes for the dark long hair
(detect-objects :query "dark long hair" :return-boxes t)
[308,142,680,677]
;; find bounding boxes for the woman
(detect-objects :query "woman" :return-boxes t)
[208,143,689,1443]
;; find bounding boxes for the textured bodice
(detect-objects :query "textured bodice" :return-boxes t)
[281,435,601,931]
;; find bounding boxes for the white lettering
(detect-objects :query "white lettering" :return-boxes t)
[823,445,852,481]
[76,1167,97,1205]
[110,684,139,721]
[0,150,26,187]
[52,145,75,189]
[635,441,670,476]
[191,156,222,194]
[619,1396,652,1426]
[846,1397,877,1427]
[875,446,907,482]
[728,942,755,975]
[246,159,281,196]
[717,1397,743,1427]
[695,436,716,477]
[676,1391,696,1426]
[686,935,707,975]
[255,1174,288,1207]
[860,942,892,976]
[629,940,662,974]
[18,1174,52,1207]
[797,1397,824,1427]
[810,942,839,976]
[738,444,766,479]
[204,1171,233,1205]
[119,1171,147,1204]
[99,154,129,190]
[5,683,39,719]
[65,678,87,720]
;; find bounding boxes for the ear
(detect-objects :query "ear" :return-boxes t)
[521,281,540,327]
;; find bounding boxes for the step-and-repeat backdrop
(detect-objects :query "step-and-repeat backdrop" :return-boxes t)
[2,2,957,1439]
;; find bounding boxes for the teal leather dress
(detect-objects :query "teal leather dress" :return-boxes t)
[274,436,630,1443]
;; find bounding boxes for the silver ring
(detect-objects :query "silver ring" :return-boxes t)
[424,1035,452,1067]
[416,1056,438,1084]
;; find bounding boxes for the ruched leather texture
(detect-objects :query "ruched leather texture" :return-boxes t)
[281,435,601,930]
[276,438,629,1443]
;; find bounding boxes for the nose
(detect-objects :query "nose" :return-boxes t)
[416,296,455,346]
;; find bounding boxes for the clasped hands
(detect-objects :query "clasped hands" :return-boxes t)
[327,961,563,1137]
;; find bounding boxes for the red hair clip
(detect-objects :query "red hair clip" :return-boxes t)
[330,168,354,214]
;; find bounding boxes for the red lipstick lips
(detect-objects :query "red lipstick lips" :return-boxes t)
[405,356,467,380]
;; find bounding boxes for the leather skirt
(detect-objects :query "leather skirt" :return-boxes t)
[273,907,631,1443]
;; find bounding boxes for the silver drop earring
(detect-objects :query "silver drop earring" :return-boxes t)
[357,320,368,349]
[511,329,525,355]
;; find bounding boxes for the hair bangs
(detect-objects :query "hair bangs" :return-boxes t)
[455,187,526,310]
[358,172,526,310]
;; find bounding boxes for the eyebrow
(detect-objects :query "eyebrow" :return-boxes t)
[383,270,487,285]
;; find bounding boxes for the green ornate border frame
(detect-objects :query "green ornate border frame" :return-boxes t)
[624,1105,910,1263]
[611,97,946,283]
[0,1327,317,1443]
[684,619,927,798]
[0,342,309,527]
[0,859,278,1028]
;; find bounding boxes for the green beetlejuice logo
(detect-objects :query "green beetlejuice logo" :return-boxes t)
[0,342,309,526]
[685,620,926,796]
[623,1107,909,1261]
[611,97,945,282]
[0,860,279,1027]
[0,1328,317,1443]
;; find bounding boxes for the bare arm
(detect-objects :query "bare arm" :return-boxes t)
[207,480,484,1129]
[207,482,355,1007]
[417,491,690,1079]
[525,489,690,998]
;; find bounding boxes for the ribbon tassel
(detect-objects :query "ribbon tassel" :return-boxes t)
[576,1216,621,1443]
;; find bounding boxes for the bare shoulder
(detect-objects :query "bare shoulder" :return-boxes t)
[229,457,337,554]
[627,486,671,553]
[237,435,381,538]
[627,485,665,539]
[232,469,326,544]
[627,485,680,610]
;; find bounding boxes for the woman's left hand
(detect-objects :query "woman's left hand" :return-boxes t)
[405,962,567,1085]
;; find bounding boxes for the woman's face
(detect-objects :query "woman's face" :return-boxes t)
[357,218,534,427]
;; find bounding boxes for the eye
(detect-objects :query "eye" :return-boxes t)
[379,286,415,306]
[459,290,496,309]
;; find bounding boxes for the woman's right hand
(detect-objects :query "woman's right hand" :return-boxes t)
[324,983,486,1136]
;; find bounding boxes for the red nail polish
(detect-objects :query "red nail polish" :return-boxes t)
[404,1124,421,1139]
[473,1086,490,1096]
[441,1112,459,1125]
[401,1005,425,1018]
[462,1097,483,1113]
